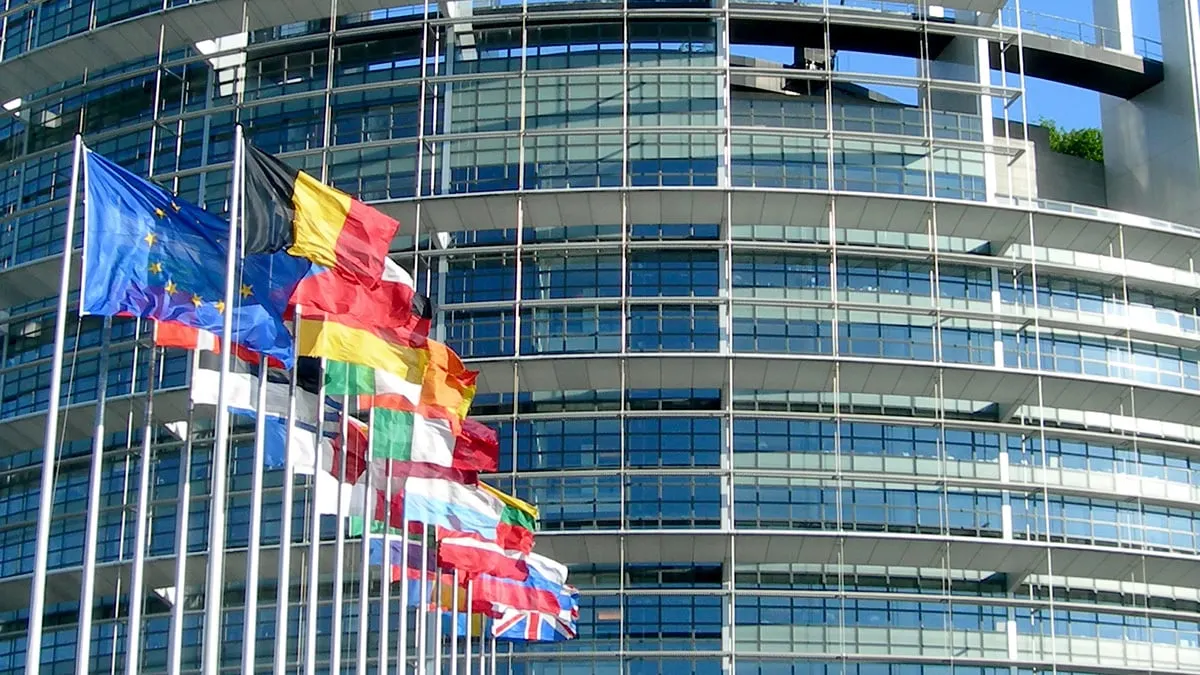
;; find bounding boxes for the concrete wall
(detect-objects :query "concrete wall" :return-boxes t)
[1099,0,1200,225]
[992,120,1108,207]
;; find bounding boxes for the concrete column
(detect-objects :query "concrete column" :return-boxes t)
[930,35,998,202]
[1094,0,1136,54]
[1099,0,1200,226]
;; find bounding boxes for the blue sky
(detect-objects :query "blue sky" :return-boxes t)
[745,1,1163,131]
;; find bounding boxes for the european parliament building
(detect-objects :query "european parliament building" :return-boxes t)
[3,0,1200,673]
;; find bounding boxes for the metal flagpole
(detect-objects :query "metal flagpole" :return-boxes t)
[378,408,392,675]
[417,532,431,675]
[489,637,496,675]
[26,132,84,675]
[240,354,271,672]
[273,343,302,675]
[330,392,351,674]
[431,560,442,675]
[396,512,411,674]
[167,346,201,675]
[449,570,460,675]
[74,317,111,674]
[126,341,161,675]
[355,405,373,675]
[201,122,246,672]
[464,580,473,675]
[304,361,327,675]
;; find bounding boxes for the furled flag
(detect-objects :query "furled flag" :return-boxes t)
[243,142,400,287]
[81,149,308,366]
[491,608,577,642]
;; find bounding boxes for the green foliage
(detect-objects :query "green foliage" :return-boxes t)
[1039,118,1104,163]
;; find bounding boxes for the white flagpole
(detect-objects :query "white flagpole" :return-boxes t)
[355,407,373,675]
[396,512,411,674]
[126,342,161,675]
[304,362,327,675]
[74,316,111,674]
[330,392,351,674]
[201,122,246,672]
[489,637,496,675]
[378,409,392,675]
[240,353,271,672]
[464,580,473,675]
[431,561,442,675]
[449,569,460,675]
[167,346,201,675]
[26,133,84,675]
[417,532,431,675]
[273,346,302,675]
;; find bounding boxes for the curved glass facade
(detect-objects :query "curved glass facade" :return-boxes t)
[1,0,1200,674]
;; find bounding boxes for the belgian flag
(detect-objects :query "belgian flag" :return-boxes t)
[242,143,399,287]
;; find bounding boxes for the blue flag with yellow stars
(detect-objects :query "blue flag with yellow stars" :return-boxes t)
[81,149,309,367]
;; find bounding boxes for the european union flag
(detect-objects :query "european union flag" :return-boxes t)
[82,149,309,366]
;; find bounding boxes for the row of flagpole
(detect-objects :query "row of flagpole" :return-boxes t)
[32,127,555,675]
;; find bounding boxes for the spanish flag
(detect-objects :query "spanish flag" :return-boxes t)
[243,143,400,287]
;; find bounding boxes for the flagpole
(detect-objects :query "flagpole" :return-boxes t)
[396,512,411,674]
[74,317,111,674]
[330,392,351,675]
[488,637,496,675]
[355,408,372,675]
[431,563,442,675]
[240,354,271,673]
[450,569,460,675]
[26,132,84,675]
[417,532,431,675]
[201,121,246,672]
[273,346,302,675]
[464,579,473,675]
[126,342,161,674]
[304,362,327,675]
[378,407,392,675]
[167,346,201,675]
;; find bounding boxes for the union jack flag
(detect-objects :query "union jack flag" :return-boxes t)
[491,608,577,642]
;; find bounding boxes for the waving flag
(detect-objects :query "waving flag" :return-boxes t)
[491,608,577,642]
[81,149,308,366]
[243,143,400,287]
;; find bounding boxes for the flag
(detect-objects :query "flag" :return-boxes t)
[480,483,538,554]
[189,351,322,421]
[325,360,479,438]
[437,529,528,581]
[455,420,500,473]
[403,476,505,540]
[243,143,399,287]
[471,553,575,620]
[491,608,576,642]
[348,463,476,536]
[81,149,308,366]
[155,320,287,369]
[291,258,431,342]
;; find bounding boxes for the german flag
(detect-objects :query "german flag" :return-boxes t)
[243,143,399,287]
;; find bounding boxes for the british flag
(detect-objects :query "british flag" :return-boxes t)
[491,608,578,642]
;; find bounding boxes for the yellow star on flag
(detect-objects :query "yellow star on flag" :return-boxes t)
[191,294,203,307]
[154,207,166,218]
[148,262,163,275]
[164,280,177,295]
[214,300,226,314]
[240,283,253,298]
[144,232,157,247]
